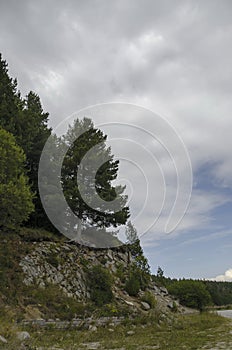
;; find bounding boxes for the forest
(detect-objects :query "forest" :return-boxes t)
[153,267,232,308]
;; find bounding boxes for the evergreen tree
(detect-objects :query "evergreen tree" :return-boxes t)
[125,222,151,290]
[61,117,130,241]
[0,53,22,139]
[22,91,52,228]
[0,54,52,229]
[0,127,34,227]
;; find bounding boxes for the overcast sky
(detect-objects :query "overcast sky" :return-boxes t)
[1,0,232,280]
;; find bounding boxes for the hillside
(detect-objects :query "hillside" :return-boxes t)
[0,228,185,323]
[1,229,232,349]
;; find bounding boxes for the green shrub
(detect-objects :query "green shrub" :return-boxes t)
[116,262,127,283]
[87,265,113,306]
[23,284,87,320]
[125,272,140,296]
[141,291,157,308]
[171,301,178,313]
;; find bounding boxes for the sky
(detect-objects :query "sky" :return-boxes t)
[0,0,232,280]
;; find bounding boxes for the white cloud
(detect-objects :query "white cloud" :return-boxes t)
[211,268,232,282]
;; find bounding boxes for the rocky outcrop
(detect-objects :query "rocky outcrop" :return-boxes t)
[18,240,188,323]
[20,241,131,301]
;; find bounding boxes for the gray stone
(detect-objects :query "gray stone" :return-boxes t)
[126,330,135,335]
[141,301,151,310]
[16,331,30,341]
[160,286,168,295]
[81,342,101,349]
[167,302,174,309]
[0,335,7,343]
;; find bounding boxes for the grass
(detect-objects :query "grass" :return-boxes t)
[0,312,232,349]
[1,229,232,348]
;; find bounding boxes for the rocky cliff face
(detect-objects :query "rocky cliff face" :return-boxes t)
[18,240,185,319]
[20,241,131,301]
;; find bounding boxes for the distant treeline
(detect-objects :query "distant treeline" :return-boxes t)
[153,268,232,309]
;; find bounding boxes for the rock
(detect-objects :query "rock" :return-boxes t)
[108,328,114,332]
[126,330,135,335]
[89,325,97,332]
[160,287,168,295]
[152,284,161,293]
[81,342,101,349]
[25,305,42,319]
[167,302,174,309]
[141,301,151,310]
[16,331,30,341]
[124,300,134,306]
[0,335,7,343]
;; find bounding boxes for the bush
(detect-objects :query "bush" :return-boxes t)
[125,272,140,296]
[116,262,127,283]
[24,284,87,320]
[88,265,113,306]
[141,291,157,308]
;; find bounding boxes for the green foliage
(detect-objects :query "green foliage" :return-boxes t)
[168,280,212,311]
[0,54,131,234]
[61,118,130,237]
[0,127,34,227]
[0,54,52,229]
[171,301,178,313]
[153,266,167,287]
[125,222,151,290]
[25,284,87,320]
[0,54,52,230]
[125,271,141,296]
[157,266,164,278]
[0,237,33,305]
[17,227,62,242]
[141,291,157,308]
[1,312,232,350]
[116,262,127,283]
[152,272,232,308]
[0,54,21,137]
[22,92,52,229]
[204,280,232,306]
[87,265,113,306]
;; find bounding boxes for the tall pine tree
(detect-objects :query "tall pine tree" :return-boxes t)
[0,54,52,229]
[61,117,130,243]
[0,127,34,227]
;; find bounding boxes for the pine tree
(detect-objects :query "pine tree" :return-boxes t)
[61,117,130,242]
[0,127,34,227]
[22,91,52,228]
[0,54,52,228]
[125,222,151,290]
[0,53,22,139]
